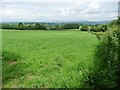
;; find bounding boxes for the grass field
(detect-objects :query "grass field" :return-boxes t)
[2,30,99,88]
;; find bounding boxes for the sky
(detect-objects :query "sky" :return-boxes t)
[0,0,119,22]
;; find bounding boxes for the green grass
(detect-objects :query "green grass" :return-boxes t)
[2,30,99,88]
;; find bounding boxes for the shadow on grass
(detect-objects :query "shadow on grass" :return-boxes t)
[2,51,26,86]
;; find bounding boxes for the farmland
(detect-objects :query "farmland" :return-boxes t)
[2,30,99,88]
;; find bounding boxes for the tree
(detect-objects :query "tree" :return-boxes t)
[100,25,109,32]
[39,24,47,30]
[26,25,34,30]
[63,24,79,29]
[34,23,46,30]
[35,23,41,30]
[17,22,25,30]
[81,25,89,31]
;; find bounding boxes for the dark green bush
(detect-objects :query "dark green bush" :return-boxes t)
[90,26,98,32]
[1,24,18,29]
[81,25,89,31]
[85,29,120,88]
[63,24,79,29]
[17,22,26,30]
[90,24,109,32]
[34,23,47,30]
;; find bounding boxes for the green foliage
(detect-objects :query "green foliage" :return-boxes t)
[1,23,47,30]
[26,25,34,30]
[1,24,18,29]
[90,24,109,32]
[108,19,118,30]
[49,25,64,30]
[34,23,47,30]
[63,24,79,29]
[109,19,118,26]
[17,22,26,30]
[81,25,89,31]
[91,32,104,40]
[55,25,64,30]
[34,23,40,30]
[90,26,98,32]
[83,19,120,88]
[100,24,109,32]
[85,29,120,88]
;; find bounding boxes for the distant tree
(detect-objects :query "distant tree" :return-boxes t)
[17,22,25,30]
[90,24,109,32]
[53,25,64,30]
[26,25,34,30]
[49,26,56,30]
[35,23,40,30]
[63,24,79,29]
[34,23,46,30]
[81,25,89,31]
[55,25,59,30]
[18,22,23,26]
[39,24,47,30]
[99,24,109,32]
[2,24,17,29]
[2,24,11,29]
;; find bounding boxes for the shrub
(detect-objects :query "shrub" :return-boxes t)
[92,32,104,40]
[17,22,26,30]
[81,25,89,31]
[85,29,120,88]
[63,24,79,29]
[90,26,98,32]
[2,24,18,29]
[90,24,109,32]
[34,23,47,30]
[26,25,34,30]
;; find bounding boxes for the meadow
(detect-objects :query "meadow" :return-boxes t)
[2,29,99,88]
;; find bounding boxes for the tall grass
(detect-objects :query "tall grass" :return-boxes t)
[2,30,98,88]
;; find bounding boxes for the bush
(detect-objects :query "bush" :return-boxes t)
[85,29,120,88]
[34,23,47,30]
[17,22,26,30]
[2,24,18,29]
[81,25,89,31]
[92,32,104,40]
[26,25,34,30]
[90,26,98,32]
[63,24,79,29]
[90,24,109,32]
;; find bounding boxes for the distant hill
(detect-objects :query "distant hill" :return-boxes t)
[52,21,112,25]
[78,21,112,25]
[1,20,112,25]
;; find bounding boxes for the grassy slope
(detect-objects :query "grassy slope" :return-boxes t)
[2,30,99,88]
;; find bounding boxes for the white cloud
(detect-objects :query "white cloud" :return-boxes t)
[1,0,119,2]
[0,0,118,22]
[86,2,101,14]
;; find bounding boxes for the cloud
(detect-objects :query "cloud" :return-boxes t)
[0,0,119,22]
[1,0,120,2]
[85,2,101,14]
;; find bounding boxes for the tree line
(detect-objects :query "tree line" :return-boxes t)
[1,22,110,32]
[1,23,80,30]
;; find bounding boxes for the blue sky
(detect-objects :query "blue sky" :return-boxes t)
[0,0,119,22]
